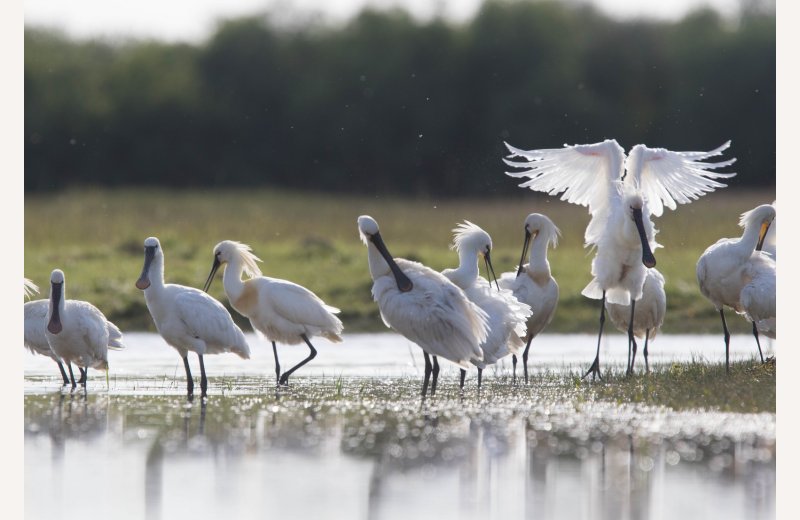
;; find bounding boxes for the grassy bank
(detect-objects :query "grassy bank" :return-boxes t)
[24,187,774,333]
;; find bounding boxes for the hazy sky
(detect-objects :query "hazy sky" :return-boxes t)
[24,0,744,42]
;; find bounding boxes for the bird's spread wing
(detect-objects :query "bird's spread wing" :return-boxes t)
[504,139,626,216]
[625,142,736,217]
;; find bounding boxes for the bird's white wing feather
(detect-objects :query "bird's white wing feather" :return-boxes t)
[504,139,626,216]
[259,278,343,335]
[24,299,51,356]
[373,259,488,366]
[175,288,250,357]
[625,142,736,217]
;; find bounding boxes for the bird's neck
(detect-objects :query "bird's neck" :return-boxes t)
[222,259,247,299]
[449,249,480,288]
[148,255,167,292]
[367,243,391,280]
[739,222,764,254]
[526,236,552,280]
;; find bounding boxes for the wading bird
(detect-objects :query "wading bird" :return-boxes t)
[505,139,736,379]
[358,215,488,398]
[441,221,531,388]
[697,204,776,370]
[605,267,666,374]
[136,237,250,398]
[24,278,70,385]
[498,213,560,383]
[45,269,125,389]
[203,240,343,386]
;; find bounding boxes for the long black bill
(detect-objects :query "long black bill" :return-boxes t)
[755,220,771,251]
[47,282,63,334]
[370,232,413,292]
[203,257,221,293]
[484,251,500,290]
[632,208,656,268]
[516,230,532,278]
[135,246,156,290]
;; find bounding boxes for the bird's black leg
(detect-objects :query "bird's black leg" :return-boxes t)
[583,291,606,381]
[626,300,636,377]
[272,341,281,385]
[56,360,69,385]
[644,329,650,374]
[67,362,77,389]
[279,334,318,385]
[198,354,208,398]
[431,356,440,396]
[751,321,765,364]
[477,368,483,389]
[422,352,432,398]
[459,368,466,391]
[512,354,518,382]
[78,367,87,386]
[183,355,194,399]
[630,337,638,375]
[720,309,731,374]
[522,335,533,384]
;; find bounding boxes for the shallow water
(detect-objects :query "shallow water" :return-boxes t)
[24,334,775,519]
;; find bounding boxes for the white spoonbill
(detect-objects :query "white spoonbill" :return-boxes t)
[203,240,343,386]
[135,237,250,398]
[45,269,125,389]
[498,213,560,384]
[605,267,666,374]
[696,204,775,370]
[441,221,532,388]
[504,139,736,379]
[24,278,70,385]
[358,215,488,398]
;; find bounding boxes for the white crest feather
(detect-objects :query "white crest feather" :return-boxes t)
[24,278,40,299]
[230,242,263,279]
[451,220,491,253]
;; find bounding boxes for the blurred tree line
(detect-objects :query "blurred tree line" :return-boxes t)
[24,0,775,196]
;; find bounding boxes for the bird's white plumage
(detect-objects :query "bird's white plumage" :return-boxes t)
[372,259,488,367]
[740,253,775,339]
[442,221,531,367]
[763,200,776,260]
[211,240,343,346]
[697,204,776,314]
[505,139,735,306]
[24,278,40,299]
[625,142,736,218]
[498,213,560,342]
[45,269,125,370]
[24,299,56,360]
[606,267,666,340]
[359,215,488,369]
[139,237,250,359]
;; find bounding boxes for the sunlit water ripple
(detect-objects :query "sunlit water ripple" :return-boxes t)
[25,333,775,520]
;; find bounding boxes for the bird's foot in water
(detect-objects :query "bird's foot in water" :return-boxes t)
[582,358,602,381]
[278,374,290,386]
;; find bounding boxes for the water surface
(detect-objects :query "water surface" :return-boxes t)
[24,334,775,520]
